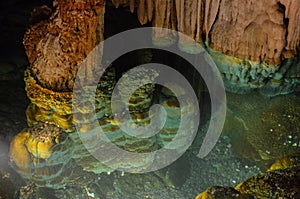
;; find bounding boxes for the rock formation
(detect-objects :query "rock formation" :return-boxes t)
[23,0,105,91]
[11,0,199,189]
[111,0,300,95]
[8,0,300,197]
[21,0,300,95]
[195,153,300,198]
[111,0,300,62]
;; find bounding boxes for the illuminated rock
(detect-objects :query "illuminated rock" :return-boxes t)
[9,122,77,188]
[24,69,74,131]
[236,166,300,198]
[110,0,300,63]
[23,0,105,91]
[267,153,300,172]
[196,154,300,198]
[10,131,32,175]
[110,0,300,95]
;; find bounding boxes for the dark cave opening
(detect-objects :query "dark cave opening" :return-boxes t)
[103,5,212,128]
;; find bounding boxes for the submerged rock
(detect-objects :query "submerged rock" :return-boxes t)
[11,65,196,191]
[224,93,300,168]
[236,166,300,198]
[268,153,300,172]
[195,153,300,199]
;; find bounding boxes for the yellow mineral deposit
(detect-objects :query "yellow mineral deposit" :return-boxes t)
[10,131,31,174]
[267,153,300,172]
[10,122,65,176]
[24,135,55,159]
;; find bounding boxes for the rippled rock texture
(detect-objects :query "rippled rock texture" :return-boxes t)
[11,64,197,191]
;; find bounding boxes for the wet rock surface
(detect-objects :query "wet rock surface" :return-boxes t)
[196,154,300,199]
[236,162,300,198]
[207,46,300,95]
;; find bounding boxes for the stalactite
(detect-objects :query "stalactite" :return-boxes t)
[152,0,177,47]
[110,0,299,64]
[175,0,204,53]
[137,0,148,25]
[111,0,120,8]
[203,0,220,40]
[135,0,154,25]
[130,0,135,13]
[279,0,300,59]
[147,0,154,22]
[174,0,183,31]
[195,0,203,43]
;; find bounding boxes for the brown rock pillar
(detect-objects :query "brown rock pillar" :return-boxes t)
[10,0,107,187]
[23,0,105,92]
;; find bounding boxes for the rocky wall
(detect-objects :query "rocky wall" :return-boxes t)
[111,0,300,63]
[111,0,300,95]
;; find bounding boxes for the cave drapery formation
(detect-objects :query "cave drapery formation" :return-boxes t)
[23,0,300,94]
[114,0,300,95]
[9,0,300,197]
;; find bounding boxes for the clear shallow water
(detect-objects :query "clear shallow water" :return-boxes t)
[0,75,285,198]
